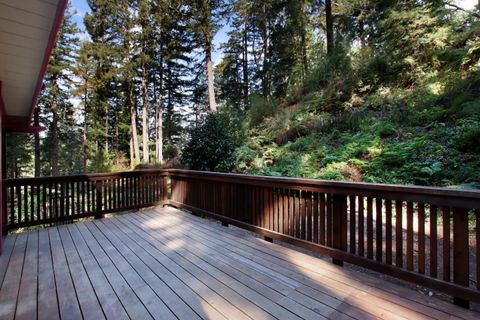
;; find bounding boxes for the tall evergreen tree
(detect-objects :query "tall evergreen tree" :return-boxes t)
[39,6,81,176]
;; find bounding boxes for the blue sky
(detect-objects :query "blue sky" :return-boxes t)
[69,0,230,64]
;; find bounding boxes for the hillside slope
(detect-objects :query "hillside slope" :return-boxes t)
[235,70,480,188]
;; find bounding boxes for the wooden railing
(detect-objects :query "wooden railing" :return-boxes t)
[167,170,480,308]
[4,170,168,229]
[3,169,480,307]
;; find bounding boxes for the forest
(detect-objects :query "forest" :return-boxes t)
[6,0,480,189]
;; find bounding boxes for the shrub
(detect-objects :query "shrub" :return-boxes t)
[375,122,397,138]
[181,112,239,172]
[454,120,480,153]
[163,144,179,161]
[248,94,277,127]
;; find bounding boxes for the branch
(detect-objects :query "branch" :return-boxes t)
[444,2,480,19]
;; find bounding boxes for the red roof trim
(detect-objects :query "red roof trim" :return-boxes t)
[27,0,69,125]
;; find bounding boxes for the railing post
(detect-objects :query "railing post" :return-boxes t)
[95,180,103,219]
[453,207,470,309]
[332,194,348,266]
[1,183,6,236]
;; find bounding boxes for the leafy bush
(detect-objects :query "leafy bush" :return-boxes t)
[181,112,239,172]
[163,144,179,161]
[454,120,480,153]
[88,150,112,173]
[248,94,277,127]
[375,122,397,138]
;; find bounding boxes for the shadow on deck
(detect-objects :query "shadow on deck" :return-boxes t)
[0,207,478,320]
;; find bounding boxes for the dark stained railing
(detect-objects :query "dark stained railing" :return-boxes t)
[167,169,480,308]
[4,170,168,229]
[3,169,480,308]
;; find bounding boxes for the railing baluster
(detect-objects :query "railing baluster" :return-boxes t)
[349,195,356,254]
[367,197,373,259]
[376,198,383,262]
[326,193,332,246]
[453,207,470,308]
[443,207,451,282]
[418,203,426,274]
[358,196,364,257]
[407,202,414,271]
[430,205,438,278]
[306,191,312,242]
[476,209,480,291]
[313,192,319,243]
[319,192,326,245]
[395,200,403,268]
[385,199,392,264]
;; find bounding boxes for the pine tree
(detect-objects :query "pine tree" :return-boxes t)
[191,0,225,112]
[39,6,80,176]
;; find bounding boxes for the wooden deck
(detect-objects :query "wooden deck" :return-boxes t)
[0,207,478,320]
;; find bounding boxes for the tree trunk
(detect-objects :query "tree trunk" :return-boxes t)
[206,41,217,112]
[243,21,249,111]
[104,103,109,154]
[261,3,270,99]
[129,82,140,166]
[33,107,40,177]
[82,90,88,173]
[51,107,59,176]
[325,0,334,55]
[155,52,164,164]
[300,0,308,77]
[141,63,150,164]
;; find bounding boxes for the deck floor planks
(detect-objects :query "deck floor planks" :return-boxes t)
[161,207,480,320]
[91,220,228,320]
[116,214,318,320]
[0,233,28,320]
[56,226,105,320]
[123,212,354,320]
[1,207,479,320]
[130,212,364,320]
[148,209,452,320]
[15,232,38,320]
[37,229,60,320]
[0,234,17,289]
[105,215,255,320]
[65,224,130,320]
[74,223,154,320]
[139,210,408,320]
[82,221,178,320]
[161,207,477,320]
[89,219,204,320]
[49,227,84,320]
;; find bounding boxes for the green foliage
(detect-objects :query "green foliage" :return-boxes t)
[163,144,179,161]
[182,112,240,172]
[375,122,397,138]
[454,120,480,153]
[248,94,277,127]
[88,150,112,173]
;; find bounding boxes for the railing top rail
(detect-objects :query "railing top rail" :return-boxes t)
[166,169,480,208]
[5,168,480,207]
[5,169,169,185]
